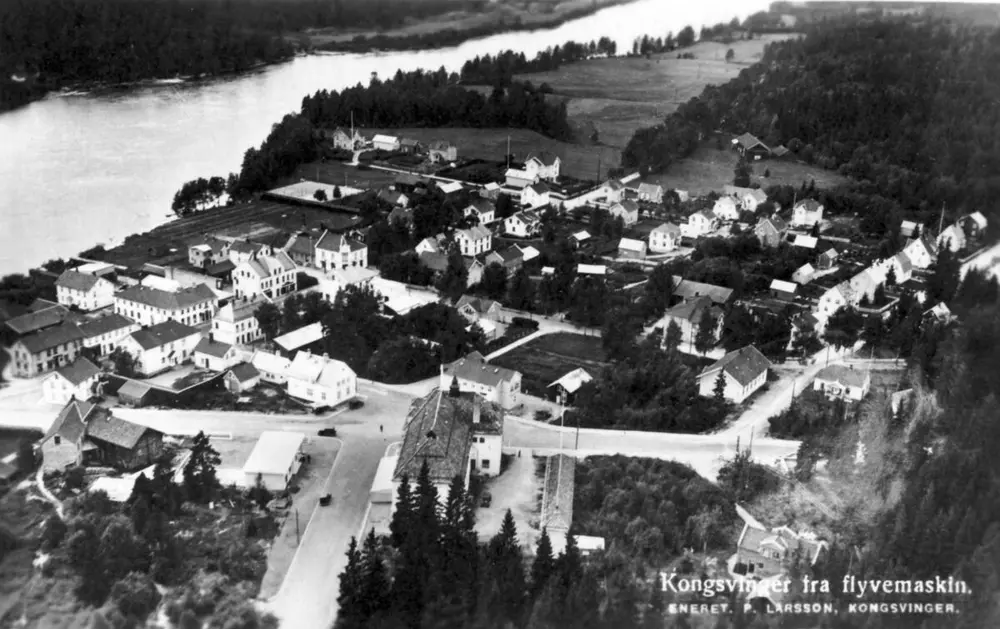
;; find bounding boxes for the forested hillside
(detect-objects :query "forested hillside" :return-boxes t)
[622,17,1000,221]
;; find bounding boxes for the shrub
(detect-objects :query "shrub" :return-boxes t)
[0,525,18,563]
[110,572,162,619]
[40,514,67,551]
[510,316,539,330]
[348,399,364,410]
[65,465,86,489]
[534,409,553,422]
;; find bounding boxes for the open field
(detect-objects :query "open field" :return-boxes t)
[366,127,618,181]
[303,0,637,47]
[646,142,849,197]
[515,35,801,150]
[491,332,608,398]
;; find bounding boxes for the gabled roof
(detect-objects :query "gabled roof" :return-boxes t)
[456,295,502,315]
[548,368,594,394]
[651,222,682,236]
[116,283,217,311]
[372,134,399,144]
[490,246,524,266]
[52,357,101,386]
[400,138,420,148]
[734,133,769,152]
[284,232,320,258]
[792,235,818,249]
[79,313,136,338]
[429,140,454,151]
[419,251,449,272]
[44,399,100,443]
[527,151,559,167]
[251,350,292,375]
[128,320,199,351]
[819,247,839,261]
[215,296,269,324]
[466,198,495,214]
[515,245,540,261]
[86,412,156,450]
[770,279,798,294]
[379,189,407,205]
[194,337,233,359]
[701,345,771,387]
[795,199,823,213]
[672,277,734,305]
[56,270,105,292]
[893,252,913,274]
[6,305,71,336]
[962,211,987,230]
[510,210,542,226]
[444,352,519,387]
[571,230,591,241]
[316,230,366,253]
[274,322,325,352]
[814,364,869,389]
[611,200,639,213]
[228,362,261,382]
[207,259,237,276]
[757,215,788,233]
[457,225,492,241]
[243,431,305,476]
[16,322,85,355]
[286,350,355,389]
[229,240,266,256]
[618,237,646,252]
[604,179,625,191]
[900,220,918,238]
[637,182,663,195]
[526,182,551,195]
[746,189,768,203]
[662,295,717,323]
[241,251,297,278]
[694,209,717,221]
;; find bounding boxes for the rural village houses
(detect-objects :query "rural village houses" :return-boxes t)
[113,283,218,327]
[117,319,202,377]
[41,399,164,473]
[441,351,522,410]
[698,345,771,403]
[55,269,116,311]
[315,230,369,271]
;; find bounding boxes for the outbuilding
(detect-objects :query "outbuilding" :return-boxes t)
[243,431,306,492]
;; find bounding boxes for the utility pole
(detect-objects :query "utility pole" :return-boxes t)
[506,135,511,169]
[938,203,946,236]
[295,508,300,545]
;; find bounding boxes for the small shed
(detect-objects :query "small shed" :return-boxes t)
[792,235,818,249]
[117,380,152,408]
[225,362,261,393]
[769,279,798,301]
[617,238,647,260]
[243,431,306,492]
[548,368,593,405]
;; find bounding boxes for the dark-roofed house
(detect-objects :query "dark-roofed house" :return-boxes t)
[113,283,219,327]
[441,352,522,409]
[189,236,231,269]
[658,296,723,348]
[79,313,140,357]
[117,320,202,376]
[228,239,273,266]
[521,182,551,209]
[671,277,735,307]
[609,200,640,226]
[5,304,73,337]
[755,215,788,248]
[732,505,827,585]
[391,388,505,513]
[315,229,368,272]
[378,189,410,209]
[698,345,771,403]
[791,199,824,228]
[40,400,164,472]
[504,210,543,238]
[455,295,504,325]
[225,362,261,393]
[42,357,101,405]
[464,198,497,225]
[732,133,771,160]
[484,246,524,275]
[10,322,86,377]
[233,251,297,300]
[194,335,241,372]
[812,365,871,401]
[525,152,561,181]
[282,232,321,268]
[55,270,115,311]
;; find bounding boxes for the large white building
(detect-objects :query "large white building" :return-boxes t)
[504,210,542,238]
[524,152,561,182]
[455,226,493,257]
[286,350,357,408]
[315,230,368,272]
[233,252,297,300]
[42,357,102,405]
[698,345,771,403]
[243,431,306,492]
[212,296,269,346]
[113,283,218,327]
[441,352,522,410]
[78,313,140,357]
[55,270,116,312]
[117,320,202,376]
[649,222,682,253]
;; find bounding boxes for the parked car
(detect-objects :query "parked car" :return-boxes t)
[348,399,364,410]
[480,491,492,508]
[318,428,338,437]
[319,494,332,506]
[313,406,332,415]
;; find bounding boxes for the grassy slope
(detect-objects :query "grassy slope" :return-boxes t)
[491,332,609,398]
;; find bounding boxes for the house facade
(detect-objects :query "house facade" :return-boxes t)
[609,200,639,226]
[903,236,937,270]
[315,230,368,272]
[617,238,647,260]
[189,236,231,268]
[225,363,261,393]
[755,216,788,248]
[193,336,241,372]
[455,226,493,257]
[286,350,358,408]
[812,365,871,401]
[713,196,740,221]
[372,134,400,152]
[659,296,723,347]
[521,183,551,208]
[456,295,503,325]
[441,352,522,410]
[683,210,718,238]
[40,400,164,472]
[817,247,840,270]
[732,506,827,583]
[649,223,682,253]
[79,314,139,357]
[428,141,458,163]
[228,240,273,266]
[55,270,115,312]
[117,320,202,376]
[791,200,824,227]
[233,252,297,300]
[212,297,267,346]
[504,210,542,238]
[42,357,101,405]
[637,183,664,203]
[817,282,855,316]
[464,199,497,225]
[113,283,218,327]
[698,345,770,403]
[10,322,86,378]
[525,153,561,181]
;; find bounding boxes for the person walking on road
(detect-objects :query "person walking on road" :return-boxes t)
[379,424,383,433]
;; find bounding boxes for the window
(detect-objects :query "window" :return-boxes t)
[481,459,490,469]
[54,436,61,445]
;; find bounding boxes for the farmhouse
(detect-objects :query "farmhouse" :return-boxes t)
[683,210,719,238]
[755,215,788,248]
[118,320,202,377]
[712,196,740,222]
[55,270,115,312]
[636,183,664,203]
[441,352,522,410]
[698,345,770,403]
[212,296,268,346]
[504,210,542,238]
[521,182,552,209]
[455,225,493,257]
[225,362,261,393]
[315,230,368,272]
[193,336,241,372]
[791,199,824,227]
[42,357,101,405]
[524,152,561,181]
[649,222,682,253]
[548,368,594,405]
[113,283,218,327]
[608,200,640,226]
[732,133,771,160]
[464,198,497,225]
[79,313,140,357]
[659,296,723,347]
[41,400,164,472]
[372,134,400,152]
[233,251,297,300]
[812,365,871,401]
[391,388,505,514]
[617,237,647,260]
[286,350,357,408]
[243,431,306,492]
[428,140,458,163]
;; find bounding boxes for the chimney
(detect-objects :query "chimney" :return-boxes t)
[473,399,481,424]
[209,332,214,343]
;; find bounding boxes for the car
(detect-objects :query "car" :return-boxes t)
[313,406,332,415]
[318,428,338,437]
[319,494,332,506]
[480,491,492,508]
[348,399,364,410]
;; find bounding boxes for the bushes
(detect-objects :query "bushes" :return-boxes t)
[110,572,162,619]
[40,513,67,551]
[510,316,539,330]
[65,465,86,490]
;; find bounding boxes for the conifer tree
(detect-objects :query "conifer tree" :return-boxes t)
[713,370,726,402]
[360,529,391,621]
[336,537,364,629]
[530,528,556,600]
[488,510,526,628]
[390,474,414,548]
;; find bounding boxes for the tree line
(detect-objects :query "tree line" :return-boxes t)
[459,37,619,86]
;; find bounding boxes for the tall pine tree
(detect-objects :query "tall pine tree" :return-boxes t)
[336,537,364,629]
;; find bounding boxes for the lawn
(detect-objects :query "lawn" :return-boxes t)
[490,332,608,398]
[364,127,620,181]
[646,141,848,197]
[514,35,801,150]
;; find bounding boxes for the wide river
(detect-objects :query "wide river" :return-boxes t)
[0,0,767,276]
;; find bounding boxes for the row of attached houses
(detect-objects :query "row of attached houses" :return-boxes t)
[248,349,358,408]
[113,283,218,327]
[233,251,297,300]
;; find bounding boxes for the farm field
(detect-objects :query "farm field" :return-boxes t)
[514,35,800,150]
[365,127,619,181]
[490,332,608,398]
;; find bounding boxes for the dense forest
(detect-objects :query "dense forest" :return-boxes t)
[622,17,1000,222]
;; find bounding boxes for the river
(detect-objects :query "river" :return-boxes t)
[0,0,767,276]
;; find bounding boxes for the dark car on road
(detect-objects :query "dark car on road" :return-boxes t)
[318,428,338,437]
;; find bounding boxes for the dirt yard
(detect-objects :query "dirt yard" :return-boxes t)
[474,451,542,552]
[257,436,341,600]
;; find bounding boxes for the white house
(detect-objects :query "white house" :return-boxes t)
[242,431,305,492]
[521,182,551,208]
[712,196,741,222]
[188,236,230,268]
[739,189,768,213]
[504,210,542,238]
[225,362,262,393]
[286,350,358,408]
[791,199,824,228]
[441,352,522,410]
[415,236,443,255]
[683,210,718,238]
[609,200,639,226]
[42,357,101,405]
[505,167,539,189]
[193,336,241,372]
[903,235,938,270]
[617,237,646,260]
[233,252,297,300]
[315,230,368,272]
[937,223,966,253]
[372,134,400,152]
[813,365,871,401]
[455,226,493,257]
[817,282,856,317]
[117,320,202,377]
[547,368,594,405]
[55,270,115,312]
[569,230,591,249]
[464,199,497,225]
[597,180,625,205]
[649,222,682,253]
[792,263,816,285]
[78,314,140,357]
[637,183,664,203]
[251,351,293,385]
[212,296,268,346]
[228,240,273,266]
[698,345,771,403]
[525,152,561,181]
[113,283,218,327]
